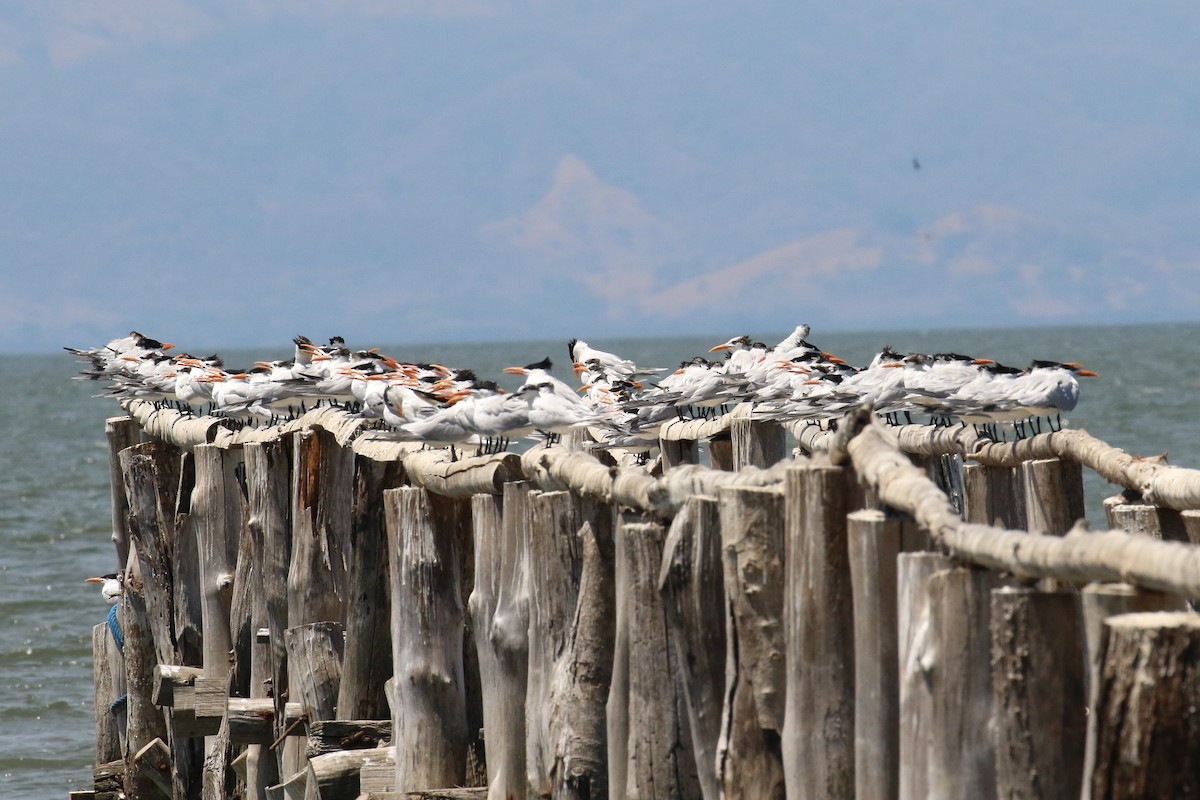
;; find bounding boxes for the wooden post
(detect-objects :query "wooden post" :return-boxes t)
[990,587,1087,800]
[245,439,293,777]
[1079,584,1187,800]
[193,443,245,681]
[524,492,615,799]
[732,418,786,470]
[172,450,203,669]
[1091,612,1200,799]
[659,496,724,800]
[846,510,900,800]
[716,486,786,800]
[609,515,700,800]
[93,622,122,764]
[708,432,734,471]
[106,416,139,567]
[468,484,531,800]
[386,487,468,792]
[782,464,855,800]
[289,428,353,628]
[898,554,996,800]
[1182,509,1200,545]
[660,438,699,472]
[285,621,345,722]
[1022,457,1085,535]
[121,547,171,800]
[338,454,405,721]
[1109,501,1190,542]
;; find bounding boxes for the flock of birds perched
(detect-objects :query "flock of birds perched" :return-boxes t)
[66,326,1097,456]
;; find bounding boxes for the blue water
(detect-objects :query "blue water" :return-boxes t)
[1,322,1197,797]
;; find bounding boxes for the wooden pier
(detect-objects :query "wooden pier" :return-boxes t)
[77,398,1200,800]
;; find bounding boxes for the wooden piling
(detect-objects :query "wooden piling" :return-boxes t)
[989,587,1087,800]
[106,416,140,567]
[659,496,725,800]
[92,623,122,765]
[610,515,700,800]
[121,549,170,800]
[386,487,468,793]
[732,418,786,470]
[468,485,530,800]
[782,464,855,800]
[1091,612,1200,800]
[338,454,405,721]
[1022,457,1085,535]
[898,554,996,800]
[716,486,786,800]
[846,510,900,800]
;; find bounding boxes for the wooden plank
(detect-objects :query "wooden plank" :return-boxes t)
[386,487,468,792]
[659,496,724,800]
[783,464,855,800]
[846,510,900,800]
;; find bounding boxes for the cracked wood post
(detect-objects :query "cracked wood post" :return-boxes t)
[526,492,615,799]
[93,622,122,764]
[659,496,724,800]
[1108,499,1190,542]
[990,587,1086,800]
[106,416,140,568]
[898,554,997,800]
[285,620,344,724]
[1090,612,1200,800]
[1079,584,1187,800]
[846,510,900,800]
[709,432,734,471]
[245,439,293,779]
[715,486,786,800]
[288,428,352,774]
[964,462,1026,530]
[338,453,405,721]
[608,513,700,800]
[468,483,531,800]
[122,546,171,800]
[660,437,699,472]
[782,463,855,800]
[386,486,468,793]
[1021,457,1085,535]
[193,442,246,790]
[732,418,786,471]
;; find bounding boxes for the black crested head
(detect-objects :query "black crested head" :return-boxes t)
[329,336,346,347]
[140,337,168,350]
[293,335,312,346]
[568,339,579,360]
[453,368,478,383]
[525,356,553,371]
[475,380,501,392]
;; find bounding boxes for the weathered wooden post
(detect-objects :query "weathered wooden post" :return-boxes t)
[1079,584,1188,800]
[1021,457,1085,535]
[526,491,614,799]
[289,428,353,629]
[846,510,900,800]
[898,554,997,800]
[608,513,700,800]
[122,548,171,800]
[386,486,468,792]
[469,483,531,800]
[963,464,1025,530]
[106,416,140,567]
[732,418,786,470]
[93,621,123,765]
[782,464,855,800]
[1091,612,1200,799]
[659,496,724,800]
[338,454,405,721]
[193,443,245,680]
[709,432,734,471]
[716,486,786,799]
[989,587,1087,799]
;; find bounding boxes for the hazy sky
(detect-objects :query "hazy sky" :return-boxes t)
[3,1,1199,353]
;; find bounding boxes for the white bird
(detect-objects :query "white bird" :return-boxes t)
[86,573,123,606]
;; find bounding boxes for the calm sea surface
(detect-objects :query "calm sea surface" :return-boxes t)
[1,322,1197,797]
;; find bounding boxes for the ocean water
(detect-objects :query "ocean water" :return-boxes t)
[1,322,1197,797]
